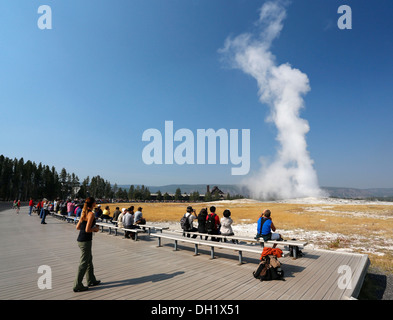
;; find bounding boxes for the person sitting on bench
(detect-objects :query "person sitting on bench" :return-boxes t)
[123,207,136,239]
[256,209,282,248]
[183,206,198,238]
[220,209,238,244]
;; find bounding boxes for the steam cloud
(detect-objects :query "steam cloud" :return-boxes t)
[220,1,325,200]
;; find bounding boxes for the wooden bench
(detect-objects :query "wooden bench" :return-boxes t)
[151,232,289,265]
[95,222,145,240]
[52,212,62,219]
[53,212,69,222]
[66,215,79,223]
[255,236,307,259]
[171,229,259,244]
[138,224,169,235]
[176,230,307,259]
[52,212,78,224]
[168,229,259,244]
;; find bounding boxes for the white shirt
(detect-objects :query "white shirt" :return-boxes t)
[185,212,196,228]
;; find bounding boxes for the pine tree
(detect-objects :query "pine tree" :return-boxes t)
[128,185,135,200]
[174,188,182,201]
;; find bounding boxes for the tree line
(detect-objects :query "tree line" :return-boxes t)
[0,154,244,202]
[0,155,151,201]
[0,155,73,201]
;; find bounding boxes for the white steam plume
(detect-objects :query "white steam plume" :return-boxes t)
[220,1,325,200]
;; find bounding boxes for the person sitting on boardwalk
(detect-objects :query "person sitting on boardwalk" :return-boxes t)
[256,209,282,248]
[73,197,101,292]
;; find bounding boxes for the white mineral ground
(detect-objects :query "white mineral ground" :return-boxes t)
[146,197,393,257]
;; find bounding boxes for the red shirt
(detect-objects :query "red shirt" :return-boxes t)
[29,200,34,206]
[206,213,220,229]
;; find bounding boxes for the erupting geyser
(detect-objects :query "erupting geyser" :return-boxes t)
[220,0,325,200]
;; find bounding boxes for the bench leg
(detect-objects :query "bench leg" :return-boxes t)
[238,251,243,265]
[293,246,297,259]
[210,246,215,259]
[157,237,162,247]
[174,240,178,251]
[194,244,199,256]
[135,232,138,241]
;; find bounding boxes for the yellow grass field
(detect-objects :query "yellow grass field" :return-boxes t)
[101,199,393,272]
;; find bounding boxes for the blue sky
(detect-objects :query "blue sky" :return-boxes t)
[0,0,392,189]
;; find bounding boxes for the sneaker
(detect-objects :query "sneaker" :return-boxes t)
[88,280,101,287]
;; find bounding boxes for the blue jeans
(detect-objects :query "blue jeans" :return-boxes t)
[29,206,33,216]
[41,209,47,223]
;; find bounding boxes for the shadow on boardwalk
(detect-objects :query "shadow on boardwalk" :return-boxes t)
[94,272,185,291]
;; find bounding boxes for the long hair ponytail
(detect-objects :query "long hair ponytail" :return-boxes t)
[81,197,96,221]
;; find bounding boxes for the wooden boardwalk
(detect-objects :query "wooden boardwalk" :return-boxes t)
[0,206,369,300]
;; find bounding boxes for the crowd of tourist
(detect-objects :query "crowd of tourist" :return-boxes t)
[180,205,281,243]
[23,197,281,243]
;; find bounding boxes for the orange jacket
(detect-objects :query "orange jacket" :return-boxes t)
[260,247,283,259]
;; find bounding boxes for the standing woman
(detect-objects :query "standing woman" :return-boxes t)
[73,197,101,292]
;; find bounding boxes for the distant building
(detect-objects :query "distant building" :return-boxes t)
[207,185,226,200]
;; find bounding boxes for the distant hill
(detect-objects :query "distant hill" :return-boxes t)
[117,184,393,200]
[322,187,393,200]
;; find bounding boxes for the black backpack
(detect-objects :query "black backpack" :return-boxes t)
[180,214,191,231]
[253,256,285,281]
[289,239,304,258]
[206,213,216,233]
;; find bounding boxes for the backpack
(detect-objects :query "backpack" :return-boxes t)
[253,255,285,281]
[257,217,269,236]
[180,214,191,231]
[289,245,304,258]
[206,213,217,233]
[289,239,304,258]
